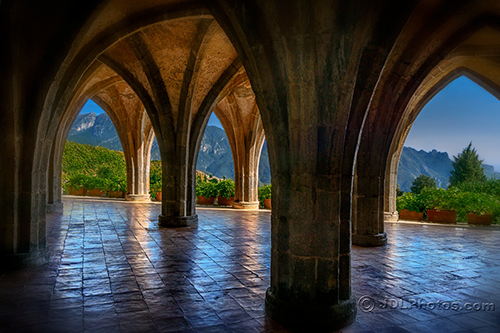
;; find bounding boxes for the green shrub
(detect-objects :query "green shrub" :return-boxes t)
[258,184,272,206]
[68,174,91,190]
[396,192,424,212]
[216,179,235,199]
[418,187,461,212]
[195,174,219,198]
[149,160,162,193]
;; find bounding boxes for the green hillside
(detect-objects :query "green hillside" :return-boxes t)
[62,141,127,193]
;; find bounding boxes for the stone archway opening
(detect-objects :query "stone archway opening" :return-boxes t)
[386,71,500,219]
[62,99,127,198]
[196,113,235,182]
[399,76,500,192]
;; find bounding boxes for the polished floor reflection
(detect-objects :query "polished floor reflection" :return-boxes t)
[0,198,499,332]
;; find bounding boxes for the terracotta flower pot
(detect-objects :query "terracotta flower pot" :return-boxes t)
[399,209,423,220]
[197,196,215,205]
[218,196,234,206]
[467,213,493,225]
[426,210,456,223]
[70,187,85,196]
[109,190,124,198]
[89,189,105,197]
[263,198,272,209]
[156,192,162,201]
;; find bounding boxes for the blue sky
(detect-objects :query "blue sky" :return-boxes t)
[81,99,223,127]
[405,76,500,171]
[81,75,500,170]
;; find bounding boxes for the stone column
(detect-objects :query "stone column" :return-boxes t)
[210,1,381,329]
[93,84,153,202]
[213,77,265,210]
[99,18,241,227]
[352,160,387,247]
[124,137,153,202]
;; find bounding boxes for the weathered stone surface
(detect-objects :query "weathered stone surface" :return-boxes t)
[3,1,500,331]
[214,71,265,209]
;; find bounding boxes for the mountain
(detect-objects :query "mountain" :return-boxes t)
[69,112,123,151]
[68,113,271,184]
[397,147,500,192]
[68,113,498,190]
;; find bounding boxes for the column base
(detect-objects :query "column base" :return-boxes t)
[0,248,50,271]
[265,288,356,331]
[384,211,399,222]
[158,214,198,228]
[125,194,151,202]
[47,202,64,213]
[232,201,260,209]
[352,232,387,247]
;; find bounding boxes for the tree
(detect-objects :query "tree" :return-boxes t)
[449,142,487,187]
[411,174,437,194]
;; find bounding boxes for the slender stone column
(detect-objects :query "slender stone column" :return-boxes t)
[124,141,152,202]
[93,84,153,202]
[213,78,265,210]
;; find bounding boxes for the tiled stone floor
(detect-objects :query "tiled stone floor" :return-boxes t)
[1,197,499,332]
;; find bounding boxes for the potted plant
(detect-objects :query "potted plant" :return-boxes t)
[87,176,107,197]
[196,175,218,205]
[420,187,458,223]
[461,192,496,225]
[104,168,127,198]
[216,178,235,206]
[149,160,162,201]
[396,192,424,220]
[258,184,272,209]
[68,173,89,196]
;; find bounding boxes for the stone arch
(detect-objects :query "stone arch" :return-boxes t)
[352,13,500,247]
[34,5,243,230]
[385,59,500,216]
[197,69,266,210]
[47,61,155,211]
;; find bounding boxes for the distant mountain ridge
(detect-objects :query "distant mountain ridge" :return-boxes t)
[397,146,500,192]
[68,113,497,191]
[68,113,271,185]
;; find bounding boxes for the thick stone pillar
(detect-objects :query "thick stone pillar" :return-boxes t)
[99,18,241,228]
[0,115,50,270]
[210,1,387,329]
[213,76,265,210]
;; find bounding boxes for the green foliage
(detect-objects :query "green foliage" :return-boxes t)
[195,174,219,198]
[397,177,500,224]
[68,174,92,190]
[396,185,404,197]
[454,179,500,223]
[258,184,272,206]
[149,160,162,192]
[449,143,487,187]
[419,187,460,212]
[216,179,235,199]
[62,141,127,193]
[410,174,437,194]
[396,192,424,212]
[455,179,500,197]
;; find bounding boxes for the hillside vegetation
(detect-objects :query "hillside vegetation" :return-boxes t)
[62,141,127,193]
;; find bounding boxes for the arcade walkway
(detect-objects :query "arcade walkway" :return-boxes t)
[1,198,499,332]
